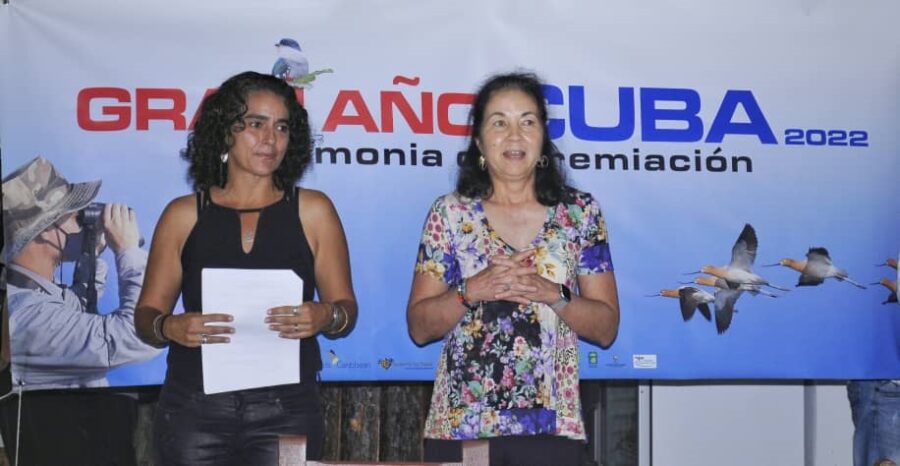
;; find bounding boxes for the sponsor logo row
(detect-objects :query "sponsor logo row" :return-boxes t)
[327,350,660,372]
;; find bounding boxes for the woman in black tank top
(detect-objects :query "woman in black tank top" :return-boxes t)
[134,71,358,465]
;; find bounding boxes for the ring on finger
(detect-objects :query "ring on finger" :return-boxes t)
[291,306,300,316]
[294,324,301,332]
[200,334,209,345]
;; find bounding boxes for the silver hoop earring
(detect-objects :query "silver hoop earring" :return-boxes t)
[220,152,229,163]
[536,154,549,168]
[478,155,486,171]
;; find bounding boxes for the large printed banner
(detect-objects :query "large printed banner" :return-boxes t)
[1,0,898,385]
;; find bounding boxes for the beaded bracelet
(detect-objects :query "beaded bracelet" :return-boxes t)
[456,280,478,311]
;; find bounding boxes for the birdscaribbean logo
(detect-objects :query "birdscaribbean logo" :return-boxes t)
[272,38,333,89]
[379,358,394,370]
[327,349,340,367]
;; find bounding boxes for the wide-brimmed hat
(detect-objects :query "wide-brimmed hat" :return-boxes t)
[2,157,101,263]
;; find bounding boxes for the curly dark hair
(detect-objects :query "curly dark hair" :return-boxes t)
[182,71,311,191]
[456,72,566,206]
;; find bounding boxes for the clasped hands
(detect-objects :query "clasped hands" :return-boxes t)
[161,302,331,347]
[463,249,560,306]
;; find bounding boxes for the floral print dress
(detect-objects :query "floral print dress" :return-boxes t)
[415,188,614,441]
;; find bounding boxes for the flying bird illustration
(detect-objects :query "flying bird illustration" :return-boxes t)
[872,256,898,304]
[687,223,790,292]
[686,275,780,298]
[710,286,743,335]
[871,279,897,305]
[673,277,746,334]
[686,277,747,333]
[765,247,866,289]
[647,287,713,322]
[272,38,333,88]
[876,257,898,270]
[647,284,740,333]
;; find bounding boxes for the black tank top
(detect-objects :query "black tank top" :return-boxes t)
[166,188,322,390]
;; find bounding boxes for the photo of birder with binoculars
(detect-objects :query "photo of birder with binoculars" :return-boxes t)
[0,156,161,465]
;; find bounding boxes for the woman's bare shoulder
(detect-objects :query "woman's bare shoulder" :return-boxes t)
[154,193,200,238]
[297,188,337,218]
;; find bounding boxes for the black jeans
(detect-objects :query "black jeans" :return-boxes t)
[153,379,324,466]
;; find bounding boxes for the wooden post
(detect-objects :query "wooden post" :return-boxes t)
[340,385,381,460]
[379,384,431,461]
[320,384,342,459]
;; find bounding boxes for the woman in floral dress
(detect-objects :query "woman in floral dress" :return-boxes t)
[407,72,620,465]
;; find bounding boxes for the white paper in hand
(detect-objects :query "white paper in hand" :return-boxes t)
[201,268,303,394]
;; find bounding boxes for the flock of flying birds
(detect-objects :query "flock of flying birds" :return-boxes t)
[648,224,898,334]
